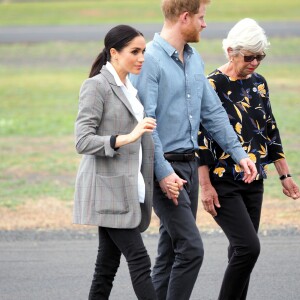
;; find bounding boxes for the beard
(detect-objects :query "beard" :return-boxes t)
[182,25,200,43]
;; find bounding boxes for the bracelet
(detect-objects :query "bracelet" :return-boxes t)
[279,174,292,180]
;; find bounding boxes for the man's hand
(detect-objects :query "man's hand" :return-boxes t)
[159,173,187,205]
[201,183,220,217]
[239,158,257,183]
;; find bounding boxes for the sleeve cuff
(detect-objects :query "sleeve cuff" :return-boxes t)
[110,135,119,151]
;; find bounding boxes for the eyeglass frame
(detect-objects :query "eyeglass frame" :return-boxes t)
[239,51,266,62]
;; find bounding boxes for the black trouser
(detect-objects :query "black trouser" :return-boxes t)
[211,177,264,300]
[89,227,157,300]
[152,160,204,300]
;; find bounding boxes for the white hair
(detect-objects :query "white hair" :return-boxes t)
[222,18,270,59]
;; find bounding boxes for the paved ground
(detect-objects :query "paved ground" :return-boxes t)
[0,21,299,43]
[0,230,300,300]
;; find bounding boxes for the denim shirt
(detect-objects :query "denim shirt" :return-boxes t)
[131,33,247,181]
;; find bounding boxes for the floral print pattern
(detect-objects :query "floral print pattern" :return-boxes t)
[198,70,285,180]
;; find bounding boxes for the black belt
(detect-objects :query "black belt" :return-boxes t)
[164,152,196,162]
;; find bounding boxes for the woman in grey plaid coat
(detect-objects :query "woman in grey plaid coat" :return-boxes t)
[74,25,178,300]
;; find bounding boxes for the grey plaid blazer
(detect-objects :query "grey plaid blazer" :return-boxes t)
[73,66,154,232]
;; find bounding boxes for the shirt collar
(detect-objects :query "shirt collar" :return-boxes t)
[153,33,194,57]
[105,62,138,96]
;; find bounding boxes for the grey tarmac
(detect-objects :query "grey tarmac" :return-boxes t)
[0,230,299,300]
[0,21,299,43]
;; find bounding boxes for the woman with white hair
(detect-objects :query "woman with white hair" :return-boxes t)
[198,18,299,299]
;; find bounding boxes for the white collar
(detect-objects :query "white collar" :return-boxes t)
[106,62,138,97]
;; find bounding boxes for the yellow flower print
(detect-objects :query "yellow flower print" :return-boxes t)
[258,144,267,158]
[244,97,250,105]
[219,152,230,160]
[235,122,242,134]
[248,153,257,163]
[243,96,250,105]
[234,104,242,121]
[213,167,225,177]
[208,78,216,90]
[241,101,251,112]
[199,137,209,150]
[243,144,251,154]
[234,164,242,173]
[238,135,245,144]
[257,84,266,97]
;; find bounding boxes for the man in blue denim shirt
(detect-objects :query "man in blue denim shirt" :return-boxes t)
[131,1,257,299]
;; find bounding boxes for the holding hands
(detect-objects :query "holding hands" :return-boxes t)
[159,173,186,206]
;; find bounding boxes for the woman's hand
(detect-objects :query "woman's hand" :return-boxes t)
[166,181,180,199]
[159,173,186,206]
[281,178,300,200]
[129,117,156,143]
[115,117,156,148]
[201,183,220,217]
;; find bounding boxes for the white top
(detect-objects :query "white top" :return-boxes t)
[106,62,145,203]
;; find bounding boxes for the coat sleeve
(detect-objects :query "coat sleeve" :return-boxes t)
[75,77,116,157]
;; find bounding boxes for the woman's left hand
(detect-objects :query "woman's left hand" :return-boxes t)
[281,178,300,200]
[166,181,180,199]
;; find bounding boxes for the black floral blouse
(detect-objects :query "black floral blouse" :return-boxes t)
[198,69,285,180]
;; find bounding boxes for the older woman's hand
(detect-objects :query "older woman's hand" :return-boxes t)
[281,178,300,200]
[201,183,220,217]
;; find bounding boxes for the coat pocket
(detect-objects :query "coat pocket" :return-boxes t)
[95,174,129,214]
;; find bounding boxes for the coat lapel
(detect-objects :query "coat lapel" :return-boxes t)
[100,67,136,117]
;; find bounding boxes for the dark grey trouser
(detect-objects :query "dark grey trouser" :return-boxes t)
[152,160,204,300]
[89,227,157,300]
[212,177,264,300]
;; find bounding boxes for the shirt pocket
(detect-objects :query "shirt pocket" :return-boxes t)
[95,174,129,214]
[194,74,204,97]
